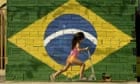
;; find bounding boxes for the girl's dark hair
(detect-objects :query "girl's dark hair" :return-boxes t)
[72,32,85,49]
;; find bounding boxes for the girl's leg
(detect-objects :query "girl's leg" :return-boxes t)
[52,62,71,80]
[72,59,85,79]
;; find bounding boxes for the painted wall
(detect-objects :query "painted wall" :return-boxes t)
[6,0,137,81]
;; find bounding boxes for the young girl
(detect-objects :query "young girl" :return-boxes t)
[50,32,88,81]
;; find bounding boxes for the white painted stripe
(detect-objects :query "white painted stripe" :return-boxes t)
[44,29,97,46]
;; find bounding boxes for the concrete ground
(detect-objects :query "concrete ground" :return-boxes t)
[0,81,138,84]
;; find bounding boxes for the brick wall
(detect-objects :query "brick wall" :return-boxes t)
[6,0,137,81]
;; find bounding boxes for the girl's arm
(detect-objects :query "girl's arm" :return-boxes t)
[76,43,88,51]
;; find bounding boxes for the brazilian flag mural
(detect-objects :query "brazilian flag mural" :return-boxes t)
[7,0,137,81]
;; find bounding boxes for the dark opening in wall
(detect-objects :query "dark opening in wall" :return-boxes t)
[0,8,5,70]
[136,0,140,82]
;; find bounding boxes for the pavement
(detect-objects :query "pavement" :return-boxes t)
[0,81,139,84]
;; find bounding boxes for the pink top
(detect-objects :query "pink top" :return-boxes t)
[70,48,79,58]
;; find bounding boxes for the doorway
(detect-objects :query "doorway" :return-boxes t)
[0,4,6,70]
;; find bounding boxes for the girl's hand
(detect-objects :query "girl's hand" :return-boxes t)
[85,47,89,50]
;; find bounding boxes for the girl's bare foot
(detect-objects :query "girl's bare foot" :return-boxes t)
[50,74,55,81]
[79,77,87,80]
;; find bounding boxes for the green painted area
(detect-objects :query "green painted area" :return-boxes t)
[77,0,136,36]
[7,0,68,38]
[6,42,55,81]
[6,0,136,81]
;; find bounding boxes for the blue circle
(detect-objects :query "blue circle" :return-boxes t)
[44,14,97,65]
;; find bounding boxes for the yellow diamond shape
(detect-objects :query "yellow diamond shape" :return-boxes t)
[8,0,132,78]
